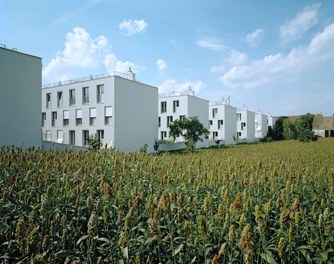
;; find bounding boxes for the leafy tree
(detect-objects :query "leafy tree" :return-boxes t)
[169,116,209,151]
[87,133,102,151]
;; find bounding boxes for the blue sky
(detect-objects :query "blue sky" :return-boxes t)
[1,0,334,116]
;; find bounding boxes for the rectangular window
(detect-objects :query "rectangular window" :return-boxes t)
[212,108,218,118]
[63,110,69,126]
[57,130,64,143]
[209,120,213,126]
[237,113,242,121]
[97,129,104,141]
[69,130,75,145]
[179,115,186,121]
[161,131,167,140]
[69,89,76,106]
[46,131,52,141]
[167,116,173,127]
[42,112,46,127]
[51,111,57,127]
[57,91,63,108]
[97,84,104,103]
[82,87,89,104]
[212,131,218,139]
[76,109,82,126]
[241,122,246,130]
[218,120,223,129]
[161,101,167,113]
[105,106,112,125]
[46,93,51,108]
[173,100,179,113]
[83,130,89,147]
[158,117,161,127]
[90,108,97,126]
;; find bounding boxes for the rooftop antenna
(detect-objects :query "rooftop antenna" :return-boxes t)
[127,67,136,81]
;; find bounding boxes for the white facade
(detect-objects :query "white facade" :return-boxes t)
[237,108,255,142]
[209,98,237,145]
[0,45,42,149]
[158,92,209,148]
[41,71,158,153]
[255,112,268,139]
[267,115,277,131]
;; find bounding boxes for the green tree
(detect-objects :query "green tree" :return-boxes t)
[169,116,209,151]
[87,133,102,151]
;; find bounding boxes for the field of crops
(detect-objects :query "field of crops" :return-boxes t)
[1,139,334,263]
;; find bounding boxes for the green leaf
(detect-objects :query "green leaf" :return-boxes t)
[260,250,278,264]
[173,243,184,256]
[121,246,128,259]
[76,235,89,246]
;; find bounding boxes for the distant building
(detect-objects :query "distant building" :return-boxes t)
[158,90,209,148]
[255,112,268,139]
[312,114,334,137]
[237,107,255,142]
[267,115,277,131]
[0,45,42,149]
[209,97,237,145]
[41,70,158,152]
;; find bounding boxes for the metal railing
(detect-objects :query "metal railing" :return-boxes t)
[42,71,137,89]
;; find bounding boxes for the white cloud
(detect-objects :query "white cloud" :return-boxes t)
[156,59,167,70]
[210,65,225,73]
[221,23,334,89]
[245,28,265,46]
[119,19,148,36]
[279,4,321,43]
[225,50,248,66]
[43,27,141,83]
[158,79,206,95]
[196,38,226,51]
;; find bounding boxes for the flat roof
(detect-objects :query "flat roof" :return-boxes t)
[0,45,42,60]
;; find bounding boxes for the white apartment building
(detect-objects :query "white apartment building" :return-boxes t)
[0,45,42,149]
[41,70,158,153]
[255,112,268,139]
[158,91,209,148]
[209,97,237,145]
[237,107,255,142]
[267,115,277,131]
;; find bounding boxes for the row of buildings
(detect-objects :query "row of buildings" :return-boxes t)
[1,45,333,152]
[41,70,275,152]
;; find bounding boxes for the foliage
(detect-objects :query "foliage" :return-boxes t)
[169,116,209,150]
[1,139,334,263]
[87,133,102,151]
[265,114,316,142]
[153,140,159,153]
[139,143,148,153]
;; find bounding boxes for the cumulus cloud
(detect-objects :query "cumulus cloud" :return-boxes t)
[279,4,321,43]
[158,79,206,95]
[221,23,334,89]
[196,38,226,51]
[156,59,167,70]
[119,19,148,36]
[245,28,265,46]
[43,27,141,83]
[225,50,248,66]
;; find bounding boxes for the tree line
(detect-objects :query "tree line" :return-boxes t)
[264,113,317,142]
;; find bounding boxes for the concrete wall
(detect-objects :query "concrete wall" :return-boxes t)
[237,109,255,142]
[209,103,237,145]
[42,76,115,148]
[42,74,158,153]
[0,47,42,148]
[158,94,209,148]
[255,113,268,139]
[224,105,237,145]
[114,77,158,153]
